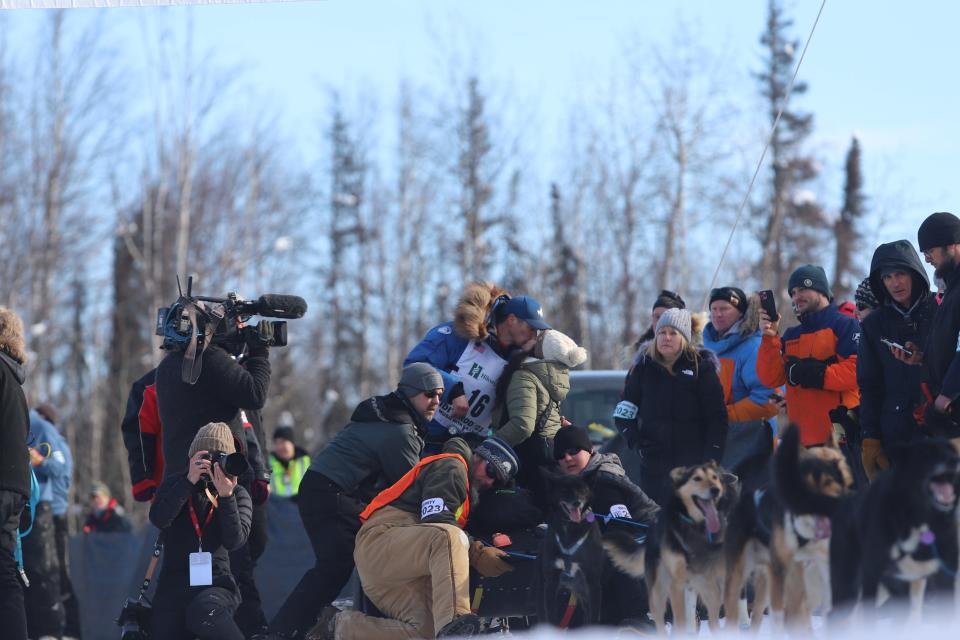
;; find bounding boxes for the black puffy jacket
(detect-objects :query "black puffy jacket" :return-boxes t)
[0,351,29,497]
[614,348,728,473]
[857,240,937,447]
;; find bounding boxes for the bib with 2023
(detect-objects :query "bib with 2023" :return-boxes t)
[434,341,508,435]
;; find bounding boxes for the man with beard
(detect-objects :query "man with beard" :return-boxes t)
[857,240,938,479]
[757,265,861,447]
[262,363,443,640]
[917,212,960,437]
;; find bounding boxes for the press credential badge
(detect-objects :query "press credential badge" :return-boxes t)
[189,551,213,586]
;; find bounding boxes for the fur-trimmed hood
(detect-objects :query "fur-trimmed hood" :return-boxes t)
[0,307,27,366]
[452,282,509,341]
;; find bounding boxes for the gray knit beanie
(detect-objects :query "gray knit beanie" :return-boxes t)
[656,308,692,344]
[397,362,444,399]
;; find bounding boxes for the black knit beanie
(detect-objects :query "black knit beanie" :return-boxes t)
[652,290,686,312]
[787,265,832,300]
[553,425,594,460]
[709,286,748,315]
[918,211,960,252]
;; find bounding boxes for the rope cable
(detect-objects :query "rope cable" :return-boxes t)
[700,0,828,311]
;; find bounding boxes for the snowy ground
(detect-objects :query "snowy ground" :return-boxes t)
[508,611,960,637]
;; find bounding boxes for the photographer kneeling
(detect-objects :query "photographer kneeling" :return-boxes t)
[150,422,252,640]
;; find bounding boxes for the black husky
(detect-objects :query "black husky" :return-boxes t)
[776,424,960,625]
[538,471,604,629]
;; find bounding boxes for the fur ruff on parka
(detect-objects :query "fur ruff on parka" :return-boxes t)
[453,282,509,342]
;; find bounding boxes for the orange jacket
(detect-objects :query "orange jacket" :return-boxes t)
[756,304,860,445]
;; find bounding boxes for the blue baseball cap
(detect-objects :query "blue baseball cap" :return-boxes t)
[501,296,551,330]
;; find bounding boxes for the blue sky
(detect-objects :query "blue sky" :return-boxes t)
[9,1,959,246]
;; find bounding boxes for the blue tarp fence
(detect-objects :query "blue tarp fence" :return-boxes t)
[69,497,313,639]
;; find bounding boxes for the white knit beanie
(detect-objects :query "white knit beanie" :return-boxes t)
[539,330,588,368]
[656,308,692,344]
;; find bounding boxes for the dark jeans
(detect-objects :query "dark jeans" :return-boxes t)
[54,513,82,638]
[23,500,64,638]
[152,586,244,640]
[269,471,363,637]
[230,500,268,635]
[0,490,28,640]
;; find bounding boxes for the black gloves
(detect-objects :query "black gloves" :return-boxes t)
[786,358,828,389]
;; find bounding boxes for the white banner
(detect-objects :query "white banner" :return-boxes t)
[1,0,303,7]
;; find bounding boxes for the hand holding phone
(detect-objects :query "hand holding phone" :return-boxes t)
[758,289,780,323]
[880,338,913,357]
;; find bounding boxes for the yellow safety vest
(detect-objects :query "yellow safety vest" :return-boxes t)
[269,454,311,497]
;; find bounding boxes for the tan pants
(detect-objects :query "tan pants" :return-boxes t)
[336,506,471,640]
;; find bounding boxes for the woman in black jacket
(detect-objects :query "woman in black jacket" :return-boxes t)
[614,308,728,506]
[150,422,253,640]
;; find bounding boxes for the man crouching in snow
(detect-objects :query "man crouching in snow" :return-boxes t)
[311,437,519,639]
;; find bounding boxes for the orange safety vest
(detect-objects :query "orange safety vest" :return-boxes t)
[359,453,471,527]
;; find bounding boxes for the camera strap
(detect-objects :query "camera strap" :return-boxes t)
[188,496,216,551]
[181,300,225,385]
[138,534,163,600]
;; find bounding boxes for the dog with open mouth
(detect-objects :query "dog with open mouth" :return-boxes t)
[724,424,853,632]
[538,471,604,629]
[605,460,738,634]
[776,424,960,626]
[833,437,960,625]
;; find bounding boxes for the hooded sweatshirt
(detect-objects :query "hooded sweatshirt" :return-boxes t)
[703,296,780,424]
[308,392,425,502]
[858,240,937,445]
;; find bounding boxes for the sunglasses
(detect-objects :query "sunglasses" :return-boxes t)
[421,390,443,399]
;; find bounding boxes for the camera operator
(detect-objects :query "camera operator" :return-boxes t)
[155,317,271,480]
[149,422,252,640]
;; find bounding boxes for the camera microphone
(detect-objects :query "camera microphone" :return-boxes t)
[254,294,308,319]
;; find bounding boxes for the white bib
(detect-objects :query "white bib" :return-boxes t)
[434,341,508,435]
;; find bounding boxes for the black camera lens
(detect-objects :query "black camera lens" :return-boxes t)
[214,452,249,477]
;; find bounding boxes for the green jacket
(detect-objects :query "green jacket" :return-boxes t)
[388,437,475,528]
[494,359,570,447]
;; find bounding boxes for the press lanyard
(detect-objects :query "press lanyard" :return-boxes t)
[188,496,216,552]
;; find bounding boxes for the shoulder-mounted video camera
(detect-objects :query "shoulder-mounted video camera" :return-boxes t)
[155,276,307,383]
[156,277,307,352]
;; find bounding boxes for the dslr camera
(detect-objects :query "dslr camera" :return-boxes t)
[116,597,151,640]
[156,277,307,354]
[198,450,250,478]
